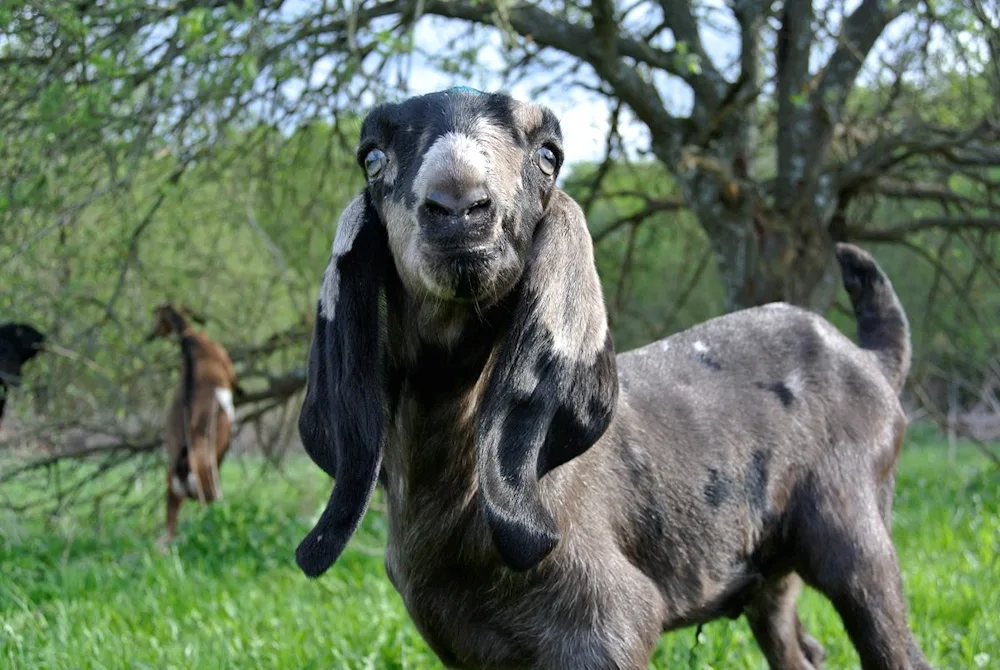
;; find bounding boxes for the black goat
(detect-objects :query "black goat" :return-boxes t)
[0,322,46,430]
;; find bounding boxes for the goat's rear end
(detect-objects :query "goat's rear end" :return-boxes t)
[185,387,233,503]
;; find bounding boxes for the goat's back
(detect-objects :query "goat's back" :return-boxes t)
[187,335,237,388]
[612,303,905,484]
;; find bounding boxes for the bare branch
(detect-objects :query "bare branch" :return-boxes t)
[612,222,641,320]
[591,0,618,57]
[788,0,919,213]
[863,179,980,206]
[849,216,1000,242]
[421,1,684,144]
[836,120,1000,194]
[581,103,623,218]
[654,0,726,107]
[773,0,814,209]
[591,197,686,244]
[815,0,914,110]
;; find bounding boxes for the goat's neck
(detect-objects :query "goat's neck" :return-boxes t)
[382,287,508,517]
[173,322,199,406]
[165,309,191,337]
[172,329,197,346]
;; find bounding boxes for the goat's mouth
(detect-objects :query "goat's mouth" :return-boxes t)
[428,243,494,264]
[421,245,500,300]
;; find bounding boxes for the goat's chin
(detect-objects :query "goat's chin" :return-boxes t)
[418,245,522,306]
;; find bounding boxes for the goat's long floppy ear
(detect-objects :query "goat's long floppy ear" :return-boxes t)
[295,193,389,578]
[477,190,619,571]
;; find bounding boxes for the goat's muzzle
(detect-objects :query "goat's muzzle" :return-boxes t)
[418,197,497,254]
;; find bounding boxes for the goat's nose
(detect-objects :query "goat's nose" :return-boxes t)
[424,187,491,217]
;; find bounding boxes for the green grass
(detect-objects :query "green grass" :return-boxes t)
[2,433,998,669]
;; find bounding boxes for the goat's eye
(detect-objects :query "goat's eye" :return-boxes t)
[364,149,387,180]
[536,146,557,176]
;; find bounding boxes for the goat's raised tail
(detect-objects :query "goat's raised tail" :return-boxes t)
[835,243,912,393]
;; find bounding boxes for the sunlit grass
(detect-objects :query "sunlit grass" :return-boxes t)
[1,429,997,669]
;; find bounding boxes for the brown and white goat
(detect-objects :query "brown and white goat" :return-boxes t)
[147,303,239,543]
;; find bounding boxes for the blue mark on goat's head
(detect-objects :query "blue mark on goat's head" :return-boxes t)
[446,86,485,96]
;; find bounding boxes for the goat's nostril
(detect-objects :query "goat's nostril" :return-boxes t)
[467,196,491,214]
[425,198,452,218]
[424,188,491,217]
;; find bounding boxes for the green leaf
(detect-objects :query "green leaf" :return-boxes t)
[789,92,808,108]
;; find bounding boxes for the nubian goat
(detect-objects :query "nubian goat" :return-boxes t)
[147,304,239,543]
[0,322,46,430]
[295,89,930,670]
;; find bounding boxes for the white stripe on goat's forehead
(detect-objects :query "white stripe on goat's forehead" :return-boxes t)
[411,131,489,201]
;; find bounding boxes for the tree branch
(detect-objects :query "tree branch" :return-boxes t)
[792,0,917,214]
[421,1,684,145]
[591,197,686,244]
[591,0,618,57]
[581,103,623,218]
[836,119,1000,194]
[725,0,767,176]
[859,178,986,210]
[654,0,726,107]
[814,0,914,113]
[850,217,1000,242]
[774,0,814,209]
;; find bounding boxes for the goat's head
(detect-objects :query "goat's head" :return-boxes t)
[146,303,206,342]
[296,89,618,578]
[346,87,564,306]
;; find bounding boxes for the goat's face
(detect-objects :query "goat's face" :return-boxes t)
[147,303,190,341]
[356,89,564,305]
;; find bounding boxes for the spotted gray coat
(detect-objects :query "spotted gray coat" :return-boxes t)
[295,89,932,670]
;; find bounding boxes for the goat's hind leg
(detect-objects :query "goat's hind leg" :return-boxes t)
[796,494,932,670]
[157,476,183,552]
[746,573,825,669]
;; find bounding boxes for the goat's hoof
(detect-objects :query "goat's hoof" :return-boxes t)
[155,534,175,554]
[800,632,825,667]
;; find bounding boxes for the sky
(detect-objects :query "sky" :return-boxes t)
[276,0,935,167]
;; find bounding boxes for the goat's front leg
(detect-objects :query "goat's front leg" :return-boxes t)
[746,574,824,669]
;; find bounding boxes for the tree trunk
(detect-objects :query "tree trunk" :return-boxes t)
[712,212,839,312]
[678,170,839,314]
